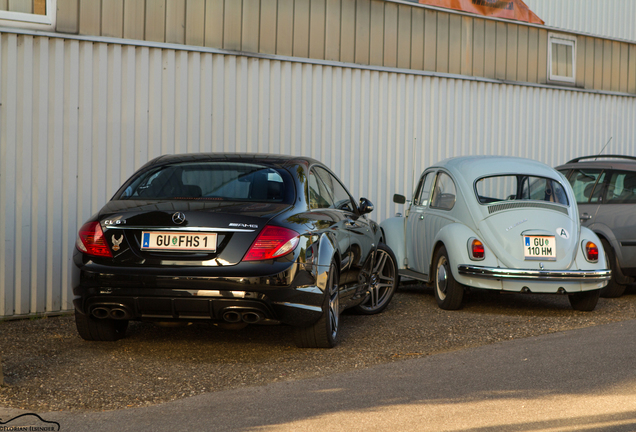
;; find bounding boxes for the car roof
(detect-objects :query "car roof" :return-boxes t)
[432,156,561,182]
[556,155,636,172]
[143,153,320,168]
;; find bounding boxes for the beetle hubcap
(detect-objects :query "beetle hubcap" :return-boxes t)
[437,257,448,297]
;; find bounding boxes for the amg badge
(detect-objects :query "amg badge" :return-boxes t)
[229,223,259,229]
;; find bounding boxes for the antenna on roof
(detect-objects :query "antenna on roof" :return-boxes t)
[595,136,613,160]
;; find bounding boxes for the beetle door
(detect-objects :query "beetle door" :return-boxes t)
[406,171,435,275]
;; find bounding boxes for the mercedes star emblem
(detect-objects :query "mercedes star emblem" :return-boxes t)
[172,212,186,224]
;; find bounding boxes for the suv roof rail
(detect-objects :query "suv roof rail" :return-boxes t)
[566,154,636,164]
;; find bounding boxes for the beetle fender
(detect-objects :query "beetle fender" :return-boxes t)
[380,216,407,270]
[430,223,501,287]
[577,226,609,271]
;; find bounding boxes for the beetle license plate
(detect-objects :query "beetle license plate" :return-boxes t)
[141,232,217,252]
[523,235,556,260]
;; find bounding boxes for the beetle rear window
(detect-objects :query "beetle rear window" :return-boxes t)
[475,175,569,205]
[116,162,295,203]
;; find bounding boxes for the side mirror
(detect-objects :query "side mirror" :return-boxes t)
[393,194,406,204]
[358,197,374,214]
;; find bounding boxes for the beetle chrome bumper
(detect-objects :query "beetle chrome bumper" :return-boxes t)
[458,265,611,282]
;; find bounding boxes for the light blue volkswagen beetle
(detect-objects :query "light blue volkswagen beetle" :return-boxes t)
[381,156,611,311]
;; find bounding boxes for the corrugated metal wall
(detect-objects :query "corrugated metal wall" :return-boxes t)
[525,0,636,43]
[53,0,636,94]
[1,30,635,318]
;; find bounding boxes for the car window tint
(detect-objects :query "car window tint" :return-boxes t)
[117,162,294,203]
[566,169,604,204]
[308,169,334,209]
[606,171,636,204]
[475,175,569,205]
[430,173,456,210]
[314,167,356,212]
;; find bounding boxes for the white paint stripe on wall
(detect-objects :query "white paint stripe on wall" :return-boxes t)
[1,31,635,317]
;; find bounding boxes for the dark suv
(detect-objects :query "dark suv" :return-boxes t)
[557,155,636,297]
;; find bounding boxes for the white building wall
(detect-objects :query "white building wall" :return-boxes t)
[525,0,636,42]
[1,30,635,318]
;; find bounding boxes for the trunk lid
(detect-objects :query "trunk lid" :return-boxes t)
[97,200,293,265]
[477,205,578,270]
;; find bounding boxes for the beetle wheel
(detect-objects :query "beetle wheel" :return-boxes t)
[433,245,464,310]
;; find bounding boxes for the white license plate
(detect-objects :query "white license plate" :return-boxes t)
[523,235,556,260]
[141,232,217,252]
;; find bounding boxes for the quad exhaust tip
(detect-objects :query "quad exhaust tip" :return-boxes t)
[91,305,132,320]
[221,309,265,324]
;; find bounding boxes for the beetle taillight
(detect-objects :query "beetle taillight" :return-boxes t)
[243,226,300,261]
[76,221,113,258]
[470,238,485,260]
[585,241,599,262]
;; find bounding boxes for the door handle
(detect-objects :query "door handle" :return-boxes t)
[580,213,592,221]
[419,215,424,220]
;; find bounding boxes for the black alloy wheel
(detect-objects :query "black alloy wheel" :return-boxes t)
[354,243,398,315]
[75,310,129,341]
[433,245,464,310]
[294,261,340,348]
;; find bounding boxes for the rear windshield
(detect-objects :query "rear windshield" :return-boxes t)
[475,175,569,205]
[115,162,295,203]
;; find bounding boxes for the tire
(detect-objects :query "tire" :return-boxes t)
[568,289,601,311]
[75,309,128,341]
[353,243,399,315]
[294,261,340,348]
[432,245,464,310]
[600,238,627,298]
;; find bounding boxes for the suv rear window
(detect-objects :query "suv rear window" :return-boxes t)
[115,162,295,203]
[475,175,569,205]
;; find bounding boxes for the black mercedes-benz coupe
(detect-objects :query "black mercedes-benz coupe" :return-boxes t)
[73,153,398,348]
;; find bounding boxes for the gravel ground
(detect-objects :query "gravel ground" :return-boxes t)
[1,284,636,413]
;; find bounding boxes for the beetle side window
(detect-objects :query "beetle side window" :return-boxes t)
[565,169,604,204]
[430,173,456,210]
[606,171,636,204]
[414,173,434,206]
[314,167,356,212]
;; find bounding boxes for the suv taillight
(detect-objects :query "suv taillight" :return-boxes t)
[584,241,599,262]
[243,226,300,261]
[76,221,113,258]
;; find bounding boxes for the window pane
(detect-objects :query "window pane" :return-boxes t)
[606,171,636,204]
[308,170,333,209]
[475,175,569,205]
[430,173,456,210]
[117,162,294,203]
[314,167,355,212]
[1,0,46,15]
[567,169,603,204]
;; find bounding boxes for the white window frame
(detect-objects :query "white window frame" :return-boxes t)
[547,33,577,85]
[0,0,56,30]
